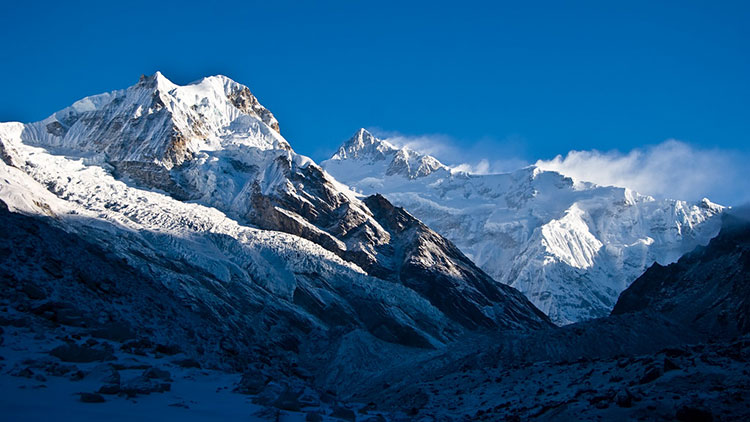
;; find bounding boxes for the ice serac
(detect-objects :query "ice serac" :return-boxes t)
[322,129,724,324]
[0,72,550,360]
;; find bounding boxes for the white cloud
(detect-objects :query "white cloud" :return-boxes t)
[369,128,529,175]
[452,159,491,174]
[369,129,456,157]
[535,140,749,205]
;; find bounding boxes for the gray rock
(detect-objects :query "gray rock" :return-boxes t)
[252,382,286,406]
[172,358,200,369]
[236,370,268,395]
[32,302,91,327]
[97,384,120,395]
[331,406,357,421]
[638,366,663,384]
[615,389,632,408]
[22,283,47,300]
[120,375,171,396]
[676,406,714,422]
[43,361,77,377]
[142,367,171,381]
[78,392,105,403]
[50,343,114,363]
[299,390,321,408]
[85,364,120,385]
[664,357,680,372]
[11,367,35,378]
[88,322,135,342]
[305,412,323,422]
[154,344,181,356]
[271,388,303,411]
[69,370,85,381]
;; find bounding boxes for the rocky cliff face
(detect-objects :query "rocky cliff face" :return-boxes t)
[323,129,724,324]
[612,211,750,338]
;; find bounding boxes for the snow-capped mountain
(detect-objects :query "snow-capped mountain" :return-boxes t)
[322,129,724,324]
[0,72,550,363]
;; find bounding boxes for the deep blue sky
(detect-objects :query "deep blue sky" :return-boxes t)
[1,0,748,164]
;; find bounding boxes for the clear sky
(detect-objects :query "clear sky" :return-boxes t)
[1,1,749,203]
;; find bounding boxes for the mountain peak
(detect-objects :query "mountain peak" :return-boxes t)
[137,71,177,92]
[129,72,280,135]
[39,72,285,163]
[331,128,396,161]
[327,129,446,179]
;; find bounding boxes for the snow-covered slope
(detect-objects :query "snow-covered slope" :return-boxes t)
[322,129,724,324]
[0,72,550,361]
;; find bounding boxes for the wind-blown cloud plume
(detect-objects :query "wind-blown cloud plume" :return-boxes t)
[535,140,749,206]
[371,129,529,175]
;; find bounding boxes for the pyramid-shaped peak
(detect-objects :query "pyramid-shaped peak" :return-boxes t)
[137,71,178,91]
[129,72,280,135]
[21,72,287,175]
[347,128,387,148]
[326,129,447,179]
[331,129,397,161]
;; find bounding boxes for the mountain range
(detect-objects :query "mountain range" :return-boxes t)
[322,129,723,324]
[0,73,747,421]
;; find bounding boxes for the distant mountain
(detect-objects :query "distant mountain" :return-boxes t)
[322,129,724,324]
[0,72,549,366]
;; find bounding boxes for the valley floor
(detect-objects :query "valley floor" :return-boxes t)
[374,338,750,421]
[3,304,749,422]
[0,309,391,422]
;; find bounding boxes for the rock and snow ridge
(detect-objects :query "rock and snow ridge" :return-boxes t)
[0,72,550,357]
[612,210,750,337]
[322,129,724,324]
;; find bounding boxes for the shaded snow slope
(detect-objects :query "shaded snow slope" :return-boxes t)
[322,129,724,324]
[612,212,750,337]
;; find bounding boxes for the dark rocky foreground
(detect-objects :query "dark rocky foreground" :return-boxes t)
[1,206,749,420]
[346,212,750,420]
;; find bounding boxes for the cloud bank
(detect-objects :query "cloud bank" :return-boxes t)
[535,140,749,206]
